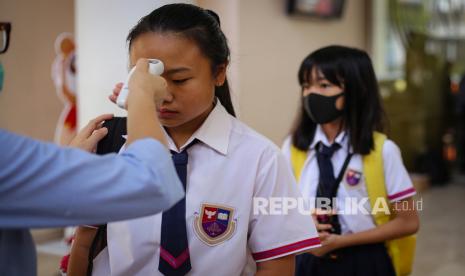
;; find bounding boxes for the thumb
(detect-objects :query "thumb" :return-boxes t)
[87,127,109,146]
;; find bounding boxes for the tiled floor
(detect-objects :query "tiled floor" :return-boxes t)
[411,175,465,276]
[37,252,62,276]
[36,175,465,276]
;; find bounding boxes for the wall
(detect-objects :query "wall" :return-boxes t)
[0,0,368,144]
[0,0,74,140]
[76,0,367,145]
[200,0,368,145]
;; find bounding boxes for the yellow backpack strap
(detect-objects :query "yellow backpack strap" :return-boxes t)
[363,132,416,276]
[363,132,390,225]
[290,145,308,183]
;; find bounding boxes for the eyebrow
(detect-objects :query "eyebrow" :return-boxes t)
[302,76,327,85]
[164,67,191,75]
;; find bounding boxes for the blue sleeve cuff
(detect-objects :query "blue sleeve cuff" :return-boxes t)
[122,138,184,210]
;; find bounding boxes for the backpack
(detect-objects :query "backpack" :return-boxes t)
[290,132,416,276]
[88,117,127,276]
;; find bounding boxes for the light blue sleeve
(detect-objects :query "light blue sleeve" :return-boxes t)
[0,129,184,228]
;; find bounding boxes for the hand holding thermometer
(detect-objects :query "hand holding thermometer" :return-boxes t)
[116,59,164,109]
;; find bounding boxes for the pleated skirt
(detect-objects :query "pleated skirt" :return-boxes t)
[295,243,396,276]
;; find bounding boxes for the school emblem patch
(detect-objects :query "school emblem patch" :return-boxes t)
[345,169,362,187]
[193,203,236,246]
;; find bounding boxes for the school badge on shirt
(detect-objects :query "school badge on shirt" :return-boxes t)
[344,169,363,188]
[194,203,236,246]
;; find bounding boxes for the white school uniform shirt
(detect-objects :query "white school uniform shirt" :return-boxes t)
[281,125,416,235]
[93,102,320,276]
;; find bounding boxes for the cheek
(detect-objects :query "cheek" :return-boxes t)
[176,80,215,109]
[302,89,311,97]
[336,96,345,110]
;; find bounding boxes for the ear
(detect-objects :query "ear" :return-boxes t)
[214,62,228,86]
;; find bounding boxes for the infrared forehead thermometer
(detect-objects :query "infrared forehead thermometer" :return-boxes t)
[116,59,164,109]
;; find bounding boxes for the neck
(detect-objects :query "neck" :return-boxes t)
[166,104,214,149]
[320,118,343,144]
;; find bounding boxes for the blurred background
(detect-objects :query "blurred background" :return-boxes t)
[0,0,464,275]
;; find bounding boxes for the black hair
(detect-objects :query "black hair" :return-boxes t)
[292,45,387,155]
[127,3,235,117]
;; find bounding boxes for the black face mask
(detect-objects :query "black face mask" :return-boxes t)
[303,92,344,124]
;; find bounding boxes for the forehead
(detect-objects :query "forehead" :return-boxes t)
[302,67,325,83]
[129,32,205,68]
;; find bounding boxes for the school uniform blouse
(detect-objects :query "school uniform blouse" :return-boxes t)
[281,126,416,235]
[94,102,320,276]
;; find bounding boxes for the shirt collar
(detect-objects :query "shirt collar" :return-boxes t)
[165,99,232,155]
[310,125,350,152]
[121,100,232,155]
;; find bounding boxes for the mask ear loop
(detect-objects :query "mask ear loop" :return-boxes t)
[334,90,346,137]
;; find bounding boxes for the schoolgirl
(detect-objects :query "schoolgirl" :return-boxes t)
[68,4,320,276]
[282,45,419,276]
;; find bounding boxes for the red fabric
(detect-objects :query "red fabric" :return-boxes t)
[252,237,321,261]
[387,187,416,201]
[60,254,70,273]
[64,104,77,130]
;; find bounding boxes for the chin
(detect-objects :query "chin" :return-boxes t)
[159,119,183,128]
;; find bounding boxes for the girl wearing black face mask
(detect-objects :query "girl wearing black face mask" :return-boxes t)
[282,45,420,276]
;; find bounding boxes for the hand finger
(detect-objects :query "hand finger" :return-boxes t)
[109,94,117,104]
[314,208,332,215]
[93,116,109,131]
[78,114,113,138]
[112,88,120,97]
[113,83,123,95]
[135,58,149,73]
[87,127,109,147]
[110,83,123,104]
[94,121,105,130]
[154,75,167,86]
[156,82,171,102]
[90,114,113,128]
[311,214,319,225]
[317,224,333,231]
[319,232,330,241]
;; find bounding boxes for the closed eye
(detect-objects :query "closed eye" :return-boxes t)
[172,78,191,84]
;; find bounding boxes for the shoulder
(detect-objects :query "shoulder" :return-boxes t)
[280,135,293,161]
[228,117,283,161]
[282,135,292,151]
[382,139,402,160]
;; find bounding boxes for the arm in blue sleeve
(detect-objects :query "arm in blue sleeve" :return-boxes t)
[0,130,184,228]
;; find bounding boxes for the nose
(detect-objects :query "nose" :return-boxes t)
[164,90,174,101]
